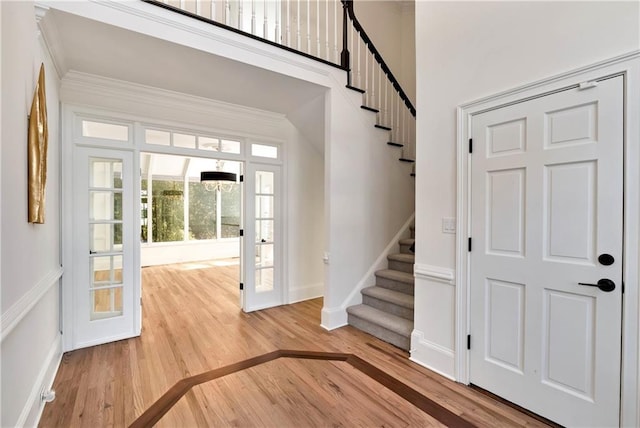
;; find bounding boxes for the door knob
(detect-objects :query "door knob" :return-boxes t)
[578,278,616,292]
[598,253,615,266]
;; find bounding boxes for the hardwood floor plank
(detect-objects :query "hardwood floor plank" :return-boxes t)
[39,260,552,427]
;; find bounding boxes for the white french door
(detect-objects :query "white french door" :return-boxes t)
[242,163,283,311]
[469,76,623,426]
[73,147,140,349]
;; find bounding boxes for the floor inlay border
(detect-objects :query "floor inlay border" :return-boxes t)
[129,349,476,427]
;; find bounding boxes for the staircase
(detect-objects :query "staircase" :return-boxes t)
[346,226,414,351]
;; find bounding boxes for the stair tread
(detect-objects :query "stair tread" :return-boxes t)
[362,286,414,308]
[388,253,415,263]
[399,238,415,245]
[375,269,414,284]
[347,304,413,336]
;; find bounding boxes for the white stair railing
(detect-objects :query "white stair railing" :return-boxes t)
[146,0,416,163]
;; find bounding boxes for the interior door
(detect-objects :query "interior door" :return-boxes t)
[469,76,623,427]
[73,147,140,349]
[242,163,282,311]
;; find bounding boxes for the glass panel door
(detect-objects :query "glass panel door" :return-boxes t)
[74,147,139,349]
[243,164,282,311]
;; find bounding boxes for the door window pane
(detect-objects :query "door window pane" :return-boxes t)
[256,171,274,194]
[90,191,122,221]
[256,195,274,218]
[256,244,274,268]
[90,223,123,253]
[91,287,123,320]
[91,255,123,287]
[90,160,122,189]
[256,220,274,243]
[256,268,274,293]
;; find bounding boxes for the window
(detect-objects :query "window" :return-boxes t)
[188,181,217,240]
[150,179,184,242]
[251,143,278,159]
[82,120,129,141]
[140,153,241,244]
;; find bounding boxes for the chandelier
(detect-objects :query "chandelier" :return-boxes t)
[200,161,237,192]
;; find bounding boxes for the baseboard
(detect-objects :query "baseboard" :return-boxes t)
[1,267,63,342]
[410,330,455,381]
[288,282,324,304]
[320,306,348,331]
[18,334,63,428]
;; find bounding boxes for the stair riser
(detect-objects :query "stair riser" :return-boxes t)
[399,243,413,254]
[375,276,414,295]
[388,259,414,274]
[362,295,413,321]
[347,314,410,351]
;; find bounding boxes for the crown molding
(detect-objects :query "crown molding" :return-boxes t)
[61,71,288,129]
[35,3,67,78]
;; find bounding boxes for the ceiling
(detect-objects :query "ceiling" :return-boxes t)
[44,9,327,116]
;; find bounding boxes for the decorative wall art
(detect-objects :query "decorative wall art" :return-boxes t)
[28,63,48,224]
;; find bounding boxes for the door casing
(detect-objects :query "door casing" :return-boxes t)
[455,51,640,427]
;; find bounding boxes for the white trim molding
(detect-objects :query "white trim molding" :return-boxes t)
[1,267,63,342]
[410,330,455,381]
[17,334,62,427]
[288,282,324,304]
[456,50,640,427]
[414,263,455,285]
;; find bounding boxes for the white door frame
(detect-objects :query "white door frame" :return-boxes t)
[455,51,640,427]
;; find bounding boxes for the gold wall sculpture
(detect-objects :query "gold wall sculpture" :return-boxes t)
[28,63,48,223]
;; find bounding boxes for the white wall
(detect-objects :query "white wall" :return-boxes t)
[286,117,325,303]
[141,240,239,267]
[413,0,640,378]
[353,0,415,104]
[1,1,62,426]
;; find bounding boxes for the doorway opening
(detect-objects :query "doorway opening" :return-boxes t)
[139,152,242,307]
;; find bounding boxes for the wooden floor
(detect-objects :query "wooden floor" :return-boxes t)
[39,260,551,427]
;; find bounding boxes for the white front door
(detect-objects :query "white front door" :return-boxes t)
[73,147,140,349]
[469,76,623,426]
[243,163,283,311]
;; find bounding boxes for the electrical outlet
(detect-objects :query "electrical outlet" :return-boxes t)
[442,217,456,234]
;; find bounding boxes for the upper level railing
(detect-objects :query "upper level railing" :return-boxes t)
[144,0,415,162]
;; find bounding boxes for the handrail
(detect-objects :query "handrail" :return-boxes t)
[341,0,415,117]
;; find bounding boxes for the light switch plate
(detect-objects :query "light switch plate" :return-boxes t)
[442,217,456,234]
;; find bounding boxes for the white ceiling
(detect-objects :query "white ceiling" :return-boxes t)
[45,9,327,115]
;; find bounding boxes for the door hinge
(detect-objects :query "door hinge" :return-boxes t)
[467,334,471,350]
[239,282,244,291]
[239,229,244,237]
[622,280,625,294]
[468,237,472,252]
[140,297,143,306]
[468,138,473,154]
[240,174,244,182]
